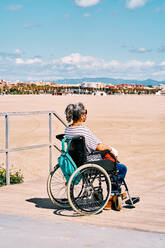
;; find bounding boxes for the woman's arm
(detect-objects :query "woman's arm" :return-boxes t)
[96,143,112,152]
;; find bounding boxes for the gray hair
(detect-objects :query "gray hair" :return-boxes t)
[65,102,85,122]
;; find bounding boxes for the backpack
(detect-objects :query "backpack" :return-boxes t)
[58,137,78,183]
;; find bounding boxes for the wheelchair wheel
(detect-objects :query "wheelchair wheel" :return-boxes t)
[47,164,69,208]
[112,196,122,211]
[67,163,111,215]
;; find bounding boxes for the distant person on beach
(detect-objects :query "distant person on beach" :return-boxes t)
[64,102,127,209]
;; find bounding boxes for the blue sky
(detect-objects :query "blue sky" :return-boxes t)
[0,0,165,81]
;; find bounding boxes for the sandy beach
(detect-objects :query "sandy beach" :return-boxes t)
[0,95,165,233]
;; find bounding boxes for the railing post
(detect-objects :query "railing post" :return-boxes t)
[5,114,10,185]
[0,110,67,179]
[49,112,53,172]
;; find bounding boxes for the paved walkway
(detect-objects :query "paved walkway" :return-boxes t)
[0,213,165,248]
[0,180,165,233]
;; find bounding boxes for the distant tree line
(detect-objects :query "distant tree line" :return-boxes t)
[0,83,160,95]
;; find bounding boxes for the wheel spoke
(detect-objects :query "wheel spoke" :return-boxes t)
[47,164,69,208]
[68,164,111,215]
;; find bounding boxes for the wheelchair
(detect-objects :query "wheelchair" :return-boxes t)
[47,134,138,215]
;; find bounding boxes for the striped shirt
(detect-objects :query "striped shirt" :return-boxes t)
[65,125,102,162]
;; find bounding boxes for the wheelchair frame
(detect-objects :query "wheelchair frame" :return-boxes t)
[47,134,137,215]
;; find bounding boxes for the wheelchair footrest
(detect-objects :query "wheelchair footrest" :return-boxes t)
[125,197,140,205]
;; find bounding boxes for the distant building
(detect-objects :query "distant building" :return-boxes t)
[35,81,47,86]
[81,82,106,88]
[116,84,145,88]
[160,85,165,95]
[92,91,107,96]
[0,80,6,88]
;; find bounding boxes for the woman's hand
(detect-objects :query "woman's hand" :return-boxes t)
[110,147,118,157]
[96,143,112,152]
[96,144,119,157]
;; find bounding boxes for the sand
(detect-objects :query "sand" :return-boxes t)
[0,95,165,233]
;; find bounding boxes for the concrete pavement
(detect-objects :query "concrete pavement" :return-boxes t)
[0,213,165,248]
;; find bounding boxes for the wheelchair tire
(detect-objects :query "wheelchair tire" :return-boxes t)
[112,196,122,211]
[47,164,69,208]
[67,163,111,216]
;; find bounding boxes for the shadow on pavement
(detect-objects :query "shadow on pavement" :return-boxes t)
[26,197,59,210]
[26,197,138,217]
[53,209,79,217]
[26,197,79,217]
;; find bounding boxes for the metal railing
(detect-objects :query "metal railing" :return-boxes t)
[0,111,67,185]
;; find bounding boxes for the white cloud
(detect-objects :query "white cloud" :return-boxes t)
[73,55,155,79]
[138,48,147,52]
[138,47,151,53]
[15,58,42,65]
[75,0,100,8]
[57,53,96,65]
[130,47,152,53]
[152,71,165,76]
[125,60,154,68]
[160,61,165,66]
[0,51,21,59]
[53,53,155,75]
[138,48,149,52]
[15,58,24,64]
[13,49,22,55]
[126,0,147,10]
[7,5,22,11]
[1,52,164,81]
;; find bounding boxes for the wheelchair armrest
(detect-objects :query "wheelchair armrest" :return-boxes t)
[70,135,84,141]
[90,149,109,156]
[56,134,65,141]
[56,134,85,143]
[90,149,118,163]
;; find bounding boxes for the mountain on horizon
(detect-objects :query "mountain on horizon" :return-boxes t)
[54,77,165,86]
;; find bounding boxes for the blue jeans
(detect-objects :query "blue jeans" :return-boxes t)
[112,163,127,191]
[116,163,127,184]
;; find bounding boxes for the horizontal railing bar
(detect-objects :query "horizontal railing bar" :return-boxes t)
[0,110,59,116]
[0,111,67,127]
[0,110,65,184]
[0,143,61,153]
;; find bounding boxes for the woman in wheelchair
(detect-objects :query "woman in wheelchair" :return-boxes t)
[64,102,127,209]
